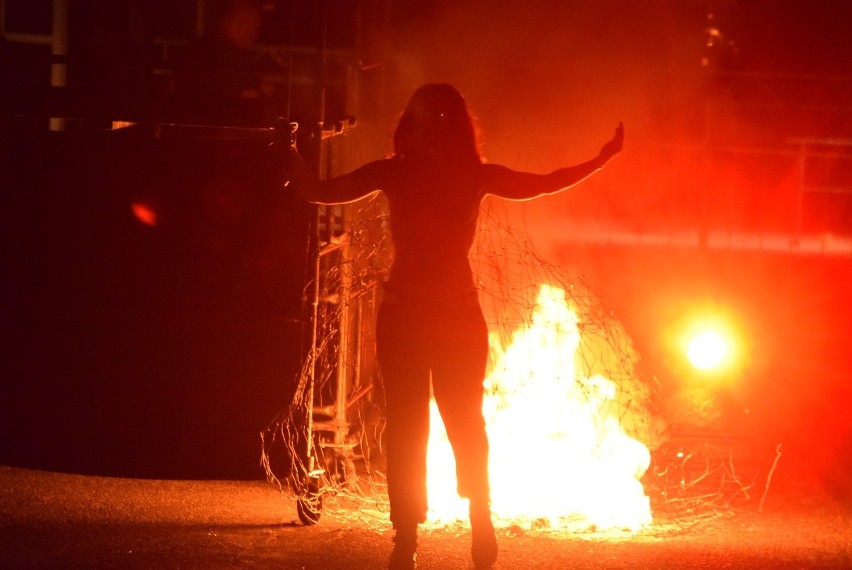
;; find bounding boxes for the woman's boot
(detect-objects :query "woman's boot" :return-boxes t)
[388,523,418,569]
[469,502,497,568]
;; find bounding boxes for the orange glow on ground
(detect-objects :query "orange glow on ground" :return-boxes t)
[426,284,652,532]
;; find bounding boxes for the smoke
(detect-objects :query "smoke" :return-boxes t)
[384,0,712,259]
[390,3,706,143]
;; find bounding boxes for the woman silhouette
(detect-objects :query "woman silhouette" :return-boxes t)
[287,84,623,569]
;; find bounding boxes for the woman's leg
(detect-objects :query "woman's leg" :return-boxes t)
[376,303,432,529]
[430,305,490,505]
[431,304,498,568]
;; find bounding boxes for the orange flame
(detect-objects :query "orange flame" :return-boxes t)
[426,284,652,531]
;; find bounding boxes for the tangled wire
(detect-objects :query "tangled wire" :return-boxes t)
[261,194,777,532]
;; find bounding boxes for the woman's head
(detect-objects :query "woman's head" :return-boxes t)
[393,84,480,165]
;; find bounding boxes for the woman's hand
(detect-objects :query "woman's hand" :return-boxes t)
[597,122,624,167]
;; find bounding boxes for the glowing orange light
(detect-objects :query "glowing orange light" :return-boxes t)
[426,284,652,532]
[131,202,158,226]
[686,329,730,370]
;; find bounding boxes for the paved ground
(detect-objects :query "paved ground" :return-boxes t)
[1,465,851,569]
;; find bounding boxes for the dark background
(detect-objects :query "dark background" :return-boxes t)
[2,0,851,494]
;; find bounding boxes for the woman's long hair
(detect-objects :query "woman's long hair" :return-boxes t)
[393,84,481,166]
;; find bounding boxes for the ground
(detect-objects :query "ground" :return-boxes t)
[2,465,851,569]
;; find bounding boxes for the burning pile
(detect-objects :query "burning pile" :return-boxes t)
[427,284,652,531]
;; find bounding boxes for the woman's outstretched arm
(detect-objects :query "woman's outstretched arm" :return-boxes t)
[483,122,623,201]
[286,148,386,205]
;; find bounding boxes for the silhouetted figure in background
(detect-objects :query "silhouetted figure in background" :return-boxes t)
[173,0,283,125]
[287,84,624,569]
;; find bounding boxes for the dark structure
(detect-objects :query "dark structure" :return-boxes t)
[1,0,389,479]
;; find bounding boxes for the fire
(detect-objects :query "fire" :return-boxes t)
[426,284,652,531]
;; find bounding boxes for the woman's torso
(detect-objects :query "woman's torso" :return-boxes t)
[378,159,485,300]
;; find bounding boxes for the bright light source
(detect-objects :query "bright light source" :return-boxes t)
[686,329,730,370]
[131,201,158,226]
[664,303,745,378]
